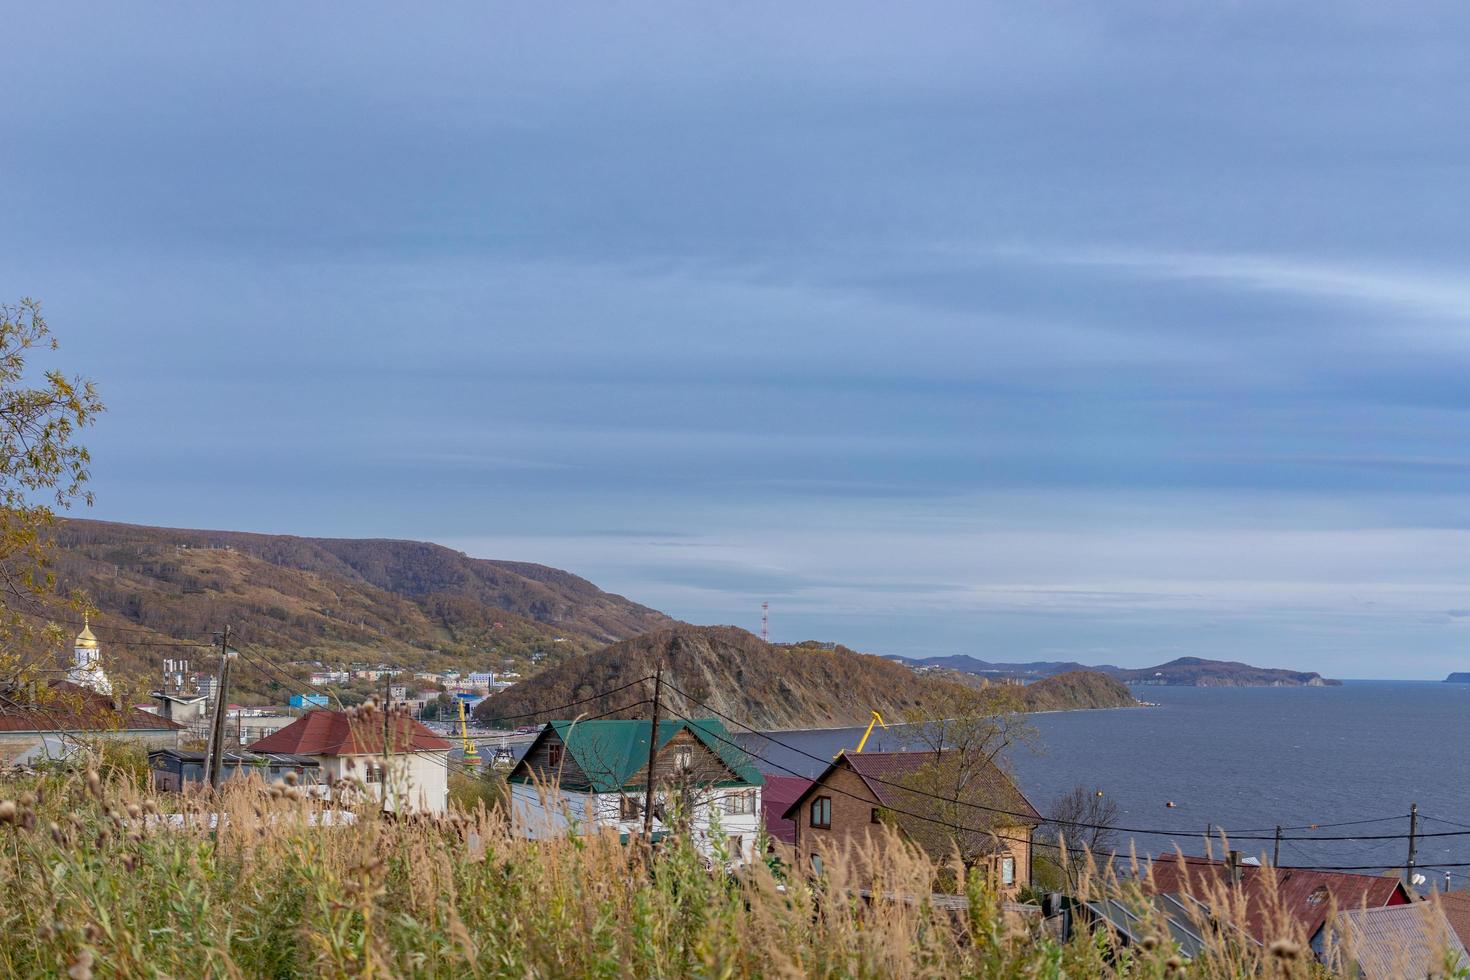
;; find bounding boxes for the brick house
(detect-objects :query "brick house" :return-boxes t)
[508,718,763,864]
[782,750,1041,897]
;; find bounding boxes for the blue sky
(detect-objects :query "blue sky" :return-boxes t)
[4,3,1469,677]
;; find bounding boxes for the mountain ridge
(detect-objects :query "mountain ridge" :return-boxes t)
[41,518,675,690]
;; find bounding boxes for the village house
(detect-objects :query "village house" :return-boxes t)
[246,708,452,814]
[507,718,763,863]
[0,681,185,765]
[782,750,1042,898]
[0,625,184,764]
[1143,854,1413,959]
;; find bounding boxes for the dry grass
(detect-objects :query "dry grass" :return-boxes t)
[0,764,1446,978]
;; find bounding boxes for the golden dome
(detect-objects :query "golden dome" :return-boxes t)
[75,614,98,649]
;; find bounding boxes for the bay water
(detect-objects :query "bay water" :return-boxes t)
[740,680,1470,883]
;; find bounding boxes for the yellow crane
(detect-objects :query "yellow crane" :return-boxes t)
[855,709,887,753]
[457,697,480,763]
[835,710,888,759]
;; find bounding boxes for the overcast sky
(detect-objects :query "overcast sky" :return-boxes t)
[4,3,1469,677]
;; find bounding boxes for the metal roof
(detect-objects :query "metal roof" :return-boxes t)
[149,748,321,767]
[508,718,763,793]
[1331,903,1469,978]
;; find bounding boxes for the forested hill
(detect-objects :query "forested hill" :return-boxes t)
[474,625,1138,730]
[45,519,674,679]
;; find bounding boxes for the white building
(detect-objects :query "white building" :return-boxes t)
[508,718,763,863]
[67,618,111,695]
[246,708,452,814]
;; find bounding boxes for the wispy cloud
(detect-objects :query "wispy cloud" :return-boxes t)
[1016,246,1470,324]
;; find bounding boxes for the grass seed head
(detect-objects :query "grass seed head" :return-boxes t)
[1269,939,1300,961]
[0,800,16,824]
[66,951,93,980]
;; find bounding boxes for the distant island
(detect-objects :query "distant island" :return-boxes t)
[893,654,1341,688]
[1445,673,1470,683]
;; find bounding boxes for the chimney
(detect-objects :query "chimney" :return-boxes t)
[1227,850,1243,886]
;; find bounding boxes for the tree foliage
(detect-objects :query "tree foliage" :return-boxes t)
[893,686,1038,868]
[0,298,104,686]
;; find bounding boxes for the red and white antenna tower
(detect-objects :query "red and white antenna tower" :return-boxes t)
[760,602,769,643]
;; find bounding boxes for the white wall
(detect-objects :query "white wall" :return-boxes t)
[509,783,761,863]
[321,751,449,815]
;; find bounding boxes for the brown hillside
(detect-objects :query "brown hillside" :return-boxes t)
[40,519,674,694]
[476,628,1139,731]
[477,625,975,730]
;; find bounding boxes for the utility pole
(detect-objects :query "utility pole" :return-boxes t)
[642,666,664,840]
[204,626,234,789]
[381,672,393,808]
[1273,826,1282,868]
[1406,802,1419,889]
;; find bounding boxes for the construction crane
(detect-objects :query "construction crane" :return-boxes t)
[457,697,480,763]
[835,710,888,759]
[855,709,887,753]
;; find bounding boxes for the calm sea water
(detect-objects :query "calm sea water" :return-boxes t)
[740,681,1470,882]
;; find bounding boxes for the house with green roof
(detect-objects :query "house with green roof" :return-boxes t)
[507,718,764,863]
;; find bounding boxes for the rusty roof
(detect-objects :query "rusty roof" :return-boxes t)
[1143,854,1410,943]
[1433,891,1470,952]
[246,709,450,755]
[0,681,182,734]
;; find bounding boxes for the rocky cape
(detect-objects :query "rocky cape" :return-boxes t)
[475,625,1138,730]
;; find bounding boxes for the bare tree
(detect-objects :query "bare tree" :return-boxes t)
[1040,785,1120,889]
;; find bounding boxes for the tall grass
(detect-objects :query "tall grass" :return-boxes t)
[0,764,1425,978]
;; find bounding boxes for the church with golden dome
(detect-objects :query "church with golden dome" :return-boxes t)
[67,615,112,695]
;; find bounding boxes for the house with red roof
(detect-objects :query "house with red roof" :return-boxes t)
[1142,854,1412,958]
[247,708,452,814]
[1,679,183,765]
[781,750,1042,897]
[761,774,812,848]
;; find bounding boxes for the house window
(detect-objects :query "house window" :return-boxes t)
[548,743,563,768]
[810,796,832,829]
[365,764,383,784]
[673,746,693,771]
[1001,856,1016,887]
[619,795,641,821]
[810,853,825,875]
[724,790,755,815]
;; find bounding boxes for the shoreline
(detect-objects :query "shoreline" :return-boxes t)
[756,700,1148,737]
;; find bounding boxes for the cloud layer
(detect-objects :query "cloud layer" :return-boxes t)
[3,2,1469,676]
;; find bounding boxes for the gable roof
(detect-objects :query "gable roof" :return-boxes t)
[1435,891,1470,951]
[762,774,812,845]
[0,681,183,734]
[246,709,450,755]
[1143,855,1410,943]
[508,717,763,793]
[1331,903,1469,977]
[781,750,1042,827]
